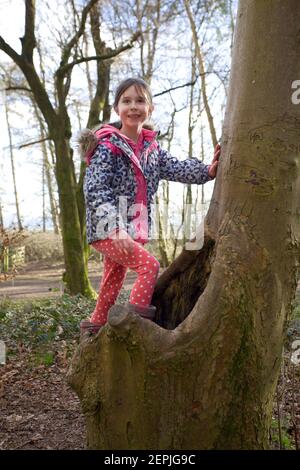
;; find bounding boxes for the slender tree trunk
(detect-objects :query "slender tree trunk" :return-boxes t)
[184,0,218,148]
[163,107,177,261]
[33,102,60,234]
[184,47,196,246]
[42,160,46,231]
[87,3,111,128]
[155,193,169,267]
[68,0,300,449]
[48,140,61,231]
[44,146,60,234]
[0,200,4,229]
[4,99,23,231]
[200,122,205,205]
[136,0,161,84]
[228,0,235,53]
[83,31,93,104]
[36,40,60,234]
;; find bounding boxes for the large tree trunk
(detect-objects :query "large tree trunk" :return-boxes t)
[67,0,300,449]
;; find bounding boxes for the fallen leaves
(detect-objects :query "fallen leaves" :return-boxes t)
[0,351,85,450]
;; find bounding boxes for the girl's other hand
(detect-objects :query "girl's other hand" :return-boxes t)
[111,229,134,256]
[208,144,221,179]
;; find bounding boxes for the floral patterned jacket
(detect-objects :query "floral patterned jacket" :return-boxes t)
[83,125,212,244]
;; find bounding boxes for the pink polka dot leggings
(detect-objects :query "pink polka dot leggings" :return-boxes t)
[90,238,160,325]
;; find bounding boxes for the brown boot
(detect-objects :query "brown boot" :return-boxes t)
[108,302,156,327]
[80,319,103,335]
[126,302,156,320]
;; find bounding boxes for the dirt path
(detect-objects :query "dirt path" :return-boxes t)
[0,260,138,299]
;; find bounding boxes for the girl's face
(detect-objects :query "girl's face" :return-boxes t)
[115,85,153,131]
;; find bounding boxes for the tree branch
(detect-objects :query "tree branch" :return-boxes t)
[60,0,99,66]
[153,69,226,98]
[20,0,36,62]
[0,8,58,131]
[57,32,141,76]
[19,136,50,149]
[153,78,198,98]
[0,36,22,65]
[3,86,32,93]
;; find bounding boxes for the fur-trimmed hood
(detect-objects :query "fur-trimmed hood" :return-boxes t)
[78,123,157,165]
[78,125,121,165]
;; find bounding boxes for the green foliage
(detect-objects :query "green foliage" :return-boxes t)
[0,291,130,357]
[32,350,56,367]
[286,298,300,345]
[0,295,90,349]
[270,418,295,450]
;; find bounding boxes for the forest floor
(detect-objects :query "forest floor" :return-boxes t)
[0,350,85,450]
[0,334,299,450]
[0,263,299,450]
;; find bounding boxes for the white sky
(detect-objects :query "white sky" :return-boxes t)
[0,0,231,230]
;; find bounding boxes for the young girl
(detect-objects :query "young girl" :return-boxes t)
[79,77,220,333]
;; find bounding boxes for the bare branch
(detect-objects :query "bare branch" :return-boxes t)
[0,17,57,130]
[153,78,198,98]
[19,136,50,149]
[0,36,22,65]
[20,0,36,62]
[60,0,99,66]
[3,86,32,93]
[57,32,141,76]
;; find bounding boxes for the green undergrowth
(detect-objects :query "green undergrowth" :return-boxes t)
[270,415,295,450]
[271,298,300,450]
[286,298,300,346]
[0,290,130,367]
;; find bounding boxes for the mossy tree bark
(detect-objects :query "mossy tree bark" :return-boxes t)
[77,1,112,269]
[67,0,300,448]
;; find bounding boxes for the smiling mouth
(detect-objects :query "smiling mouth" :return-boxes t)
[128,114,141,118]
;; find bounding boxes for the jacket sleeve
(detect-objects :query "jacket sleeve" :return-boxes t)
[158,144,213,184]
[83,144,126,238]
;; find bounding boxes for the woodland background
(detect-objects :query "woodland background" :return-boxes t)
[0,0,299,450]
